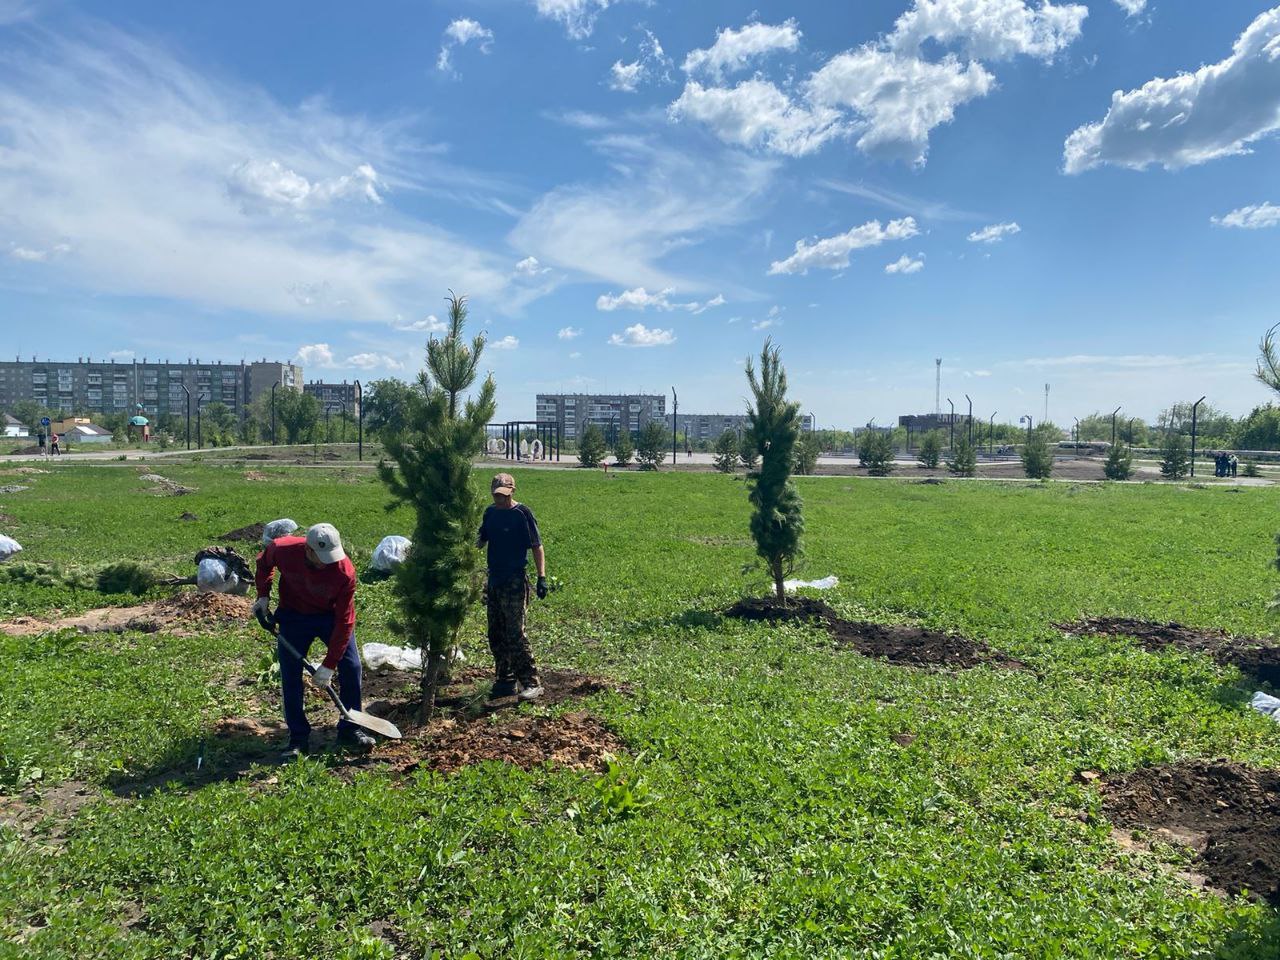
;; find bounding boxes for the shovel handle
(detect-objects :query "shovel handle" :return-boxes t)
[260,613,356,723]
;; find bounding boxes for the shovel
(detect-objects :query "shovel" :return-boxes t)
[256,609,402,740]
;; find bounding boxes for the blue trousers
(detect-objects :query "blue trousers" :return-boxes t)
[276,610,362,742]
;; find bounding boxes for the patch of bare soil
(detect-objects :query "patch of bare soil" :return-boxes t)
[244,470,272,481]
[0,780,100,845]
[0,467,49,476]
[138,473,196,496]
[1059,617,1280,685]
[725,597,1023,671]
[1102,760,1280,905]
[220,521,265,542]
[0,591,251,637]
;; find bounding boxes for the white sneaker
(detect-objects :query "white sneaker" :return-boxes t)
[517,682,544,701]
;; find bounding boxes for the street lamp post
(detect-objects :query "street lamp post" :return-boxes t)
[353,380,363,461]
[196,392,207,449]
[1127,418,1136,447]
[271,382,278,445]
[1074,417,1081,455]
[671,387,678,466]
[1190,395,1207,477]
[965,394,973,446]
[1020,415,1033,445]
[989,412,997,454]
[1111,406,1122,448]
[947,398,955,450]
[179,383,191,450]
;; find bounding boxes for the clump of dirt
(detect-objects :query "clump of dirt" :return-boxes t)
[0,591,251,637]
[244,471,271,482]
[1102,760,1280,905]
[138,474,195,496]
[220,522,265,542]
[178,511,198,521]
[1060,618,1280,685]
[725,597,1022,670]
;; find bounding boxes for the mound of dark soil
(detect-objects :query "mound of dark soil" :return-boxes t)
[220,522,265,542]
[178,511,198,521]
[725,597,1022,670]
[1060,617,1280,685]
[1103,760,1280,905]
[0,592,251,637]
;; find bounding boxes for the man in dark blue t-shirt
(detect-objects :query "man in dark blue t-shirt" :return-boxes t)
[477,472,547,700]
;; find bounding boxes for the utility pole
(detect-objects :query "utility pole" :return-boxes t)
[1044,383,1050,424]
[1111,406,1122,448]
[935,358,942,416]
[671,387,678,466]
[354,380,363,461]
[1190,395,1206,477]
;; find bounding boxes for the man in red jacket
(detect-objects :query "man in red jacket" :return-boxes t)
[254,522,372,757]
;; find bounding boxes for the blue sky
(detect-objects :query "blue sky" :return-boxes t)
[2,0,1279,428]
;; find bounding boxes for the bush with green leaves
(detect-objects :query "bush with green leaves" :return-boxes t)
[859,431,896,476]
[613,428,634,467]
[378,292,496,719]
[577,423,606,468]
[739,432,759,470]
[1160,431,1189,480]
[793,432,820,475]
[746,339,804,600]
[636,421,666,471]
[713,429,739,473]
[947,435,977,477]
[1244,459,1261,478]
[917,431,942,469]
[1104,443,1133,480]
[1021,432,1054,480]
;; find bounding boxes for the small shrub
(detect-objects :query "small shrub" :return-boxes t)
[613,428,634,467]
[578,423,606,468]
[859,432,895,476]
[1022,433,1054,480]
[1243,459,1260,478]
[1103,443,1133,480]
[636,421,666,470]
[947,436,977,477]
[713,429,738,473]
[739,433,759,470]
[793,432,820,475]
[917,431,942,469]
[1159,431,1189,480]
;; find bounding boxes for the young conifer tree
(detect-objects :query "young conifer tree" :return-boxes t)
[613,426,634,467]
[1103,441,1133,480]
[378,293,496,720]
[713,428,739,473]
[745,339,804,601]
[917,430,942,469]
[947,435,977,477]
[577,423,605,468]
[1159,430,1189,480]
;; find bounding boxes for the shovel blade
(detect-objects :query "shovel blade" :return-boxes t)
[345,709,402,740]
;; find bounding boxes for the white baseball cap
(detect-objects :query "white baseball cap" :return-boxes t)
[305,523,346,564]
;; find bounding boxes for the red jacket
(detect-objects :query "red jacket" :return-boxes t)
[255,536,356,669]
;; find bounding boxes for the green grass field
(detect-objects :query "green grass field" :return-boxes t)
[3,462,1280,958]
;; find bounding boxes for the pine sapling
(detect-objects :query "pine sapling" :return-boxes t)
[713,429,739,473]
[917,431,942,469]
[577,423,605,468]
[378,292,496,720]
[613,428,634,467]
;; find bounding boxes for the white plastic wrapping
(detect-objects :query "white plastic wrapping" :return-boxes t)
[1250,691,1280,722]
[371,535,411,572]
[363,642,423,671]
[196,557,239,593]
[262,518,299,544]
[783,575,840,592]
[0,535,22,562]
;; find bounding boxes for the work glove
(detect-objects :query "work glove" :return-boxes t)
[536,576,549,600]
[252,596,271,620]
[311,665,334,690]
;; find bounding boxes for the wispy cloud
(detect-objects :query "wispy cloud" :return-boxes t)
[770,217,918,275]
[437,18,494,76]
[596,287,725,313]
[968,222,1021,243]
[609,322,675,347]
[1212,202,1280,230]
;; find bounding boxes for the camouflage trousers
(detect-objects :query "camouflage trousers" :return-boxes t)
[487,575,538,685]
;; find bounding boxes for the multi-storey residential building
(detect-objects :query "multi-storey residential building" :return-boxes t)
[303,380,361,418]
[669,412,816,444]
[534,393,666,441]
[0,357,302,421]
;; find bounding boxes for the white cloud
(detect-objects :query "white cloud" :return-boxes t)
[510,136,775,290]
[532,0,611,39]
[109,348,135,360]
[346,352,403,370]
[1064,8,1280,173]
[227,159,382,211]
[437,18,494,75]
[609,322,676,347]
[888,0,1087,63]
[1114,0,1146,15]
[1212,201,1280,229]
[885,253,925,274]
[0,27,520,324]
[807,48,994,165]
[9,241,70,261]
[297,343,335,367]
[596,286,726,313]
[769,217,919,275]
[515,255,550,276]
[569,351,582,359]
[489,335,520,350]
[547,109,612,130]
[669,79,848,158]
[608,30,669,93]
[558,326,582,339]
[393,315,447,333]
[752,318,776,331]
[682,20,801,80]
[968,221,1021,243]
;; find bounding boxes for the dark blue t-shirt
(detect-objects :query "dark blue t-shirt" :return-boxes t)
[479,503,541,583]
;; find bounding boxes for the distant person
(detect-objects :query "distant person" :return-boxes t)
[1231,455,1238,478]
[254,523,371,758]
[50,433,60,455]
[37,430,46,456]
[477,472,547,701]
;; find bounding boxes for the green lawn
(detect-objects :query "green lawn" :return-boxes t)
[3,463,1280,957]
